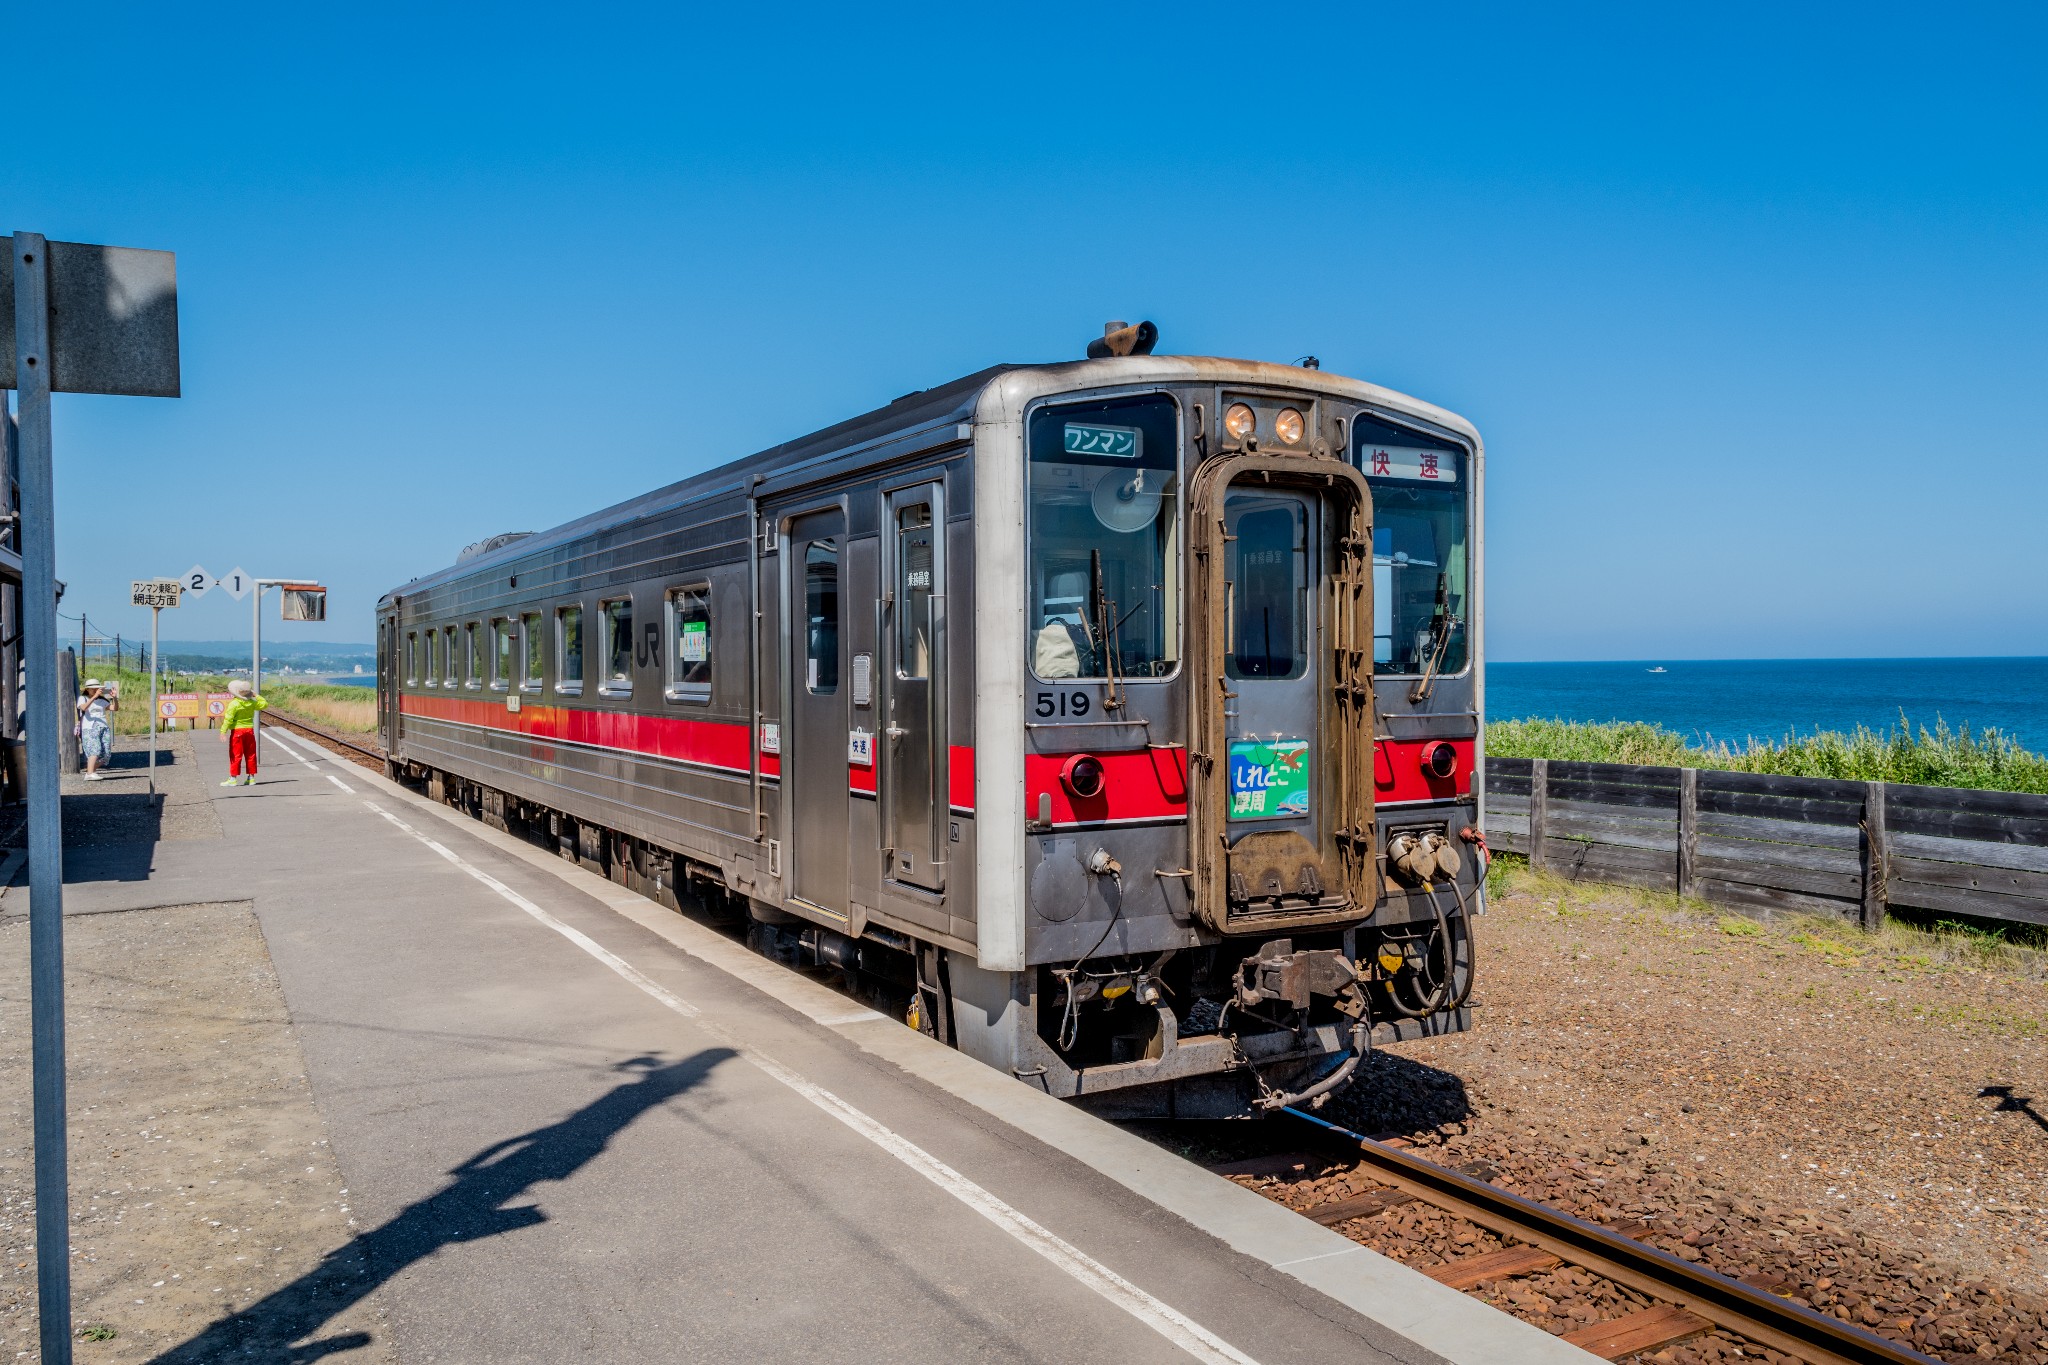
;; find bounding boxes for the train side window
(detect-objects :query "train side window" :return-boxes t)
[520,612,543,691]
[665,585,711,704]
[464,623,482,689]
[896,505,933,680]
[556,606,583,693]
[425,628,439,686]
[405,632,418,685]
[443,626,458,687]
[804,541,839,694]
[601,599,633,693]
[490,619,513,690]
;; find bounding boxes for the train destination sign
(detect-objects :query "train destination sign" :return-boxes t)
[1361,445,1460,483]
[131,579,182,609]
[1063,421,1141,458]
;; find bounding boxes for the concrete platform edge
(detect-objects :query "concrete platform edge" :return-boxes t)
[324,743,1595,1365]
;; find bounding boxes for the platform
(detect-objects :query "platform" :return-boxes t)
[16,727,1596,1364]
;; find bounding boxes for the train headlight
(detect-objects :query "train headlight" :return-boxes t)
[1423,741,1459,779]
[1223,403,1256,440]
[1060,754,1107,800]
[1274,408,1304,445]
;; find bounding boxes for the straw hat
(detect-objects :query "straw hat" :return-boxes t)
[227,679,254,697]
[83,678,103,690]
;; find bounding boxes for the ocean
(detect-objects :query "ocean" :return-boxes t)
[1487,657,2048,750]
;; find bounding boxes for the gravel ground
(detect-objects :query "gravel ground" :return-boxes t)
[1189,861,2048,1362]
[0,734,393,1362]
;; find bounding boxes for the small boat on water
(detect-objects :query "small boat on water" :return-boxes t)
[1646,666,1667,673]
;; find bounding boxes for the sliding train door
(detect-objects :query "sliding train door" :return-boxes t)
[881,481,946,892]
[786,508,852,922]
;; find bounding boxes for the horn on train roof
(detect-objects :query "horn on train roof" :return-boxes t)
[1086,319,1158,359]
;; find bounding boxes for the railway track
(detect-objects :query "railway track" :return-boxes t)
[1215,1109,1945,1365]
[260,708,385,771]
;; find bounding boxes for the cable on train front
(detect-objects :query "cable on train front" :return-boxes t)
[985,330,1484,1119]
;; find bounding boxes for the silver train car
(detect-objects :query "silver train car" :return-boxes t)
[376,332,1485,1117]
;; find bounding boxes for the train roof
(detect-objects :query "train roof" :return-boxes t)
[380,356,1478,606]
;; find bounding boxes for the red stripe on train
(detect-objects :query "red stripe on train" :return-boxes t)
[397,694,977,808]
[1374,736,1474,804]
[1024,747,1189,827]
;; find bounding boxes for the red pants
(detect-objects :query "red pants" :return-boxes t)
[228,727,258,776]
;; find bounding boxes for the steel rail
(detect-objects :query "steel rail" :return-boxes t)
[1281,1108,1942,1365]
[259,708,384,765]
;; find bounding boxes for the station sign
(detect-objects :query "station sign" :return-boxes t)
[1361,445,1460,484]
[206,693,231,720]
[158,692,200,721]
[132,578,182,609]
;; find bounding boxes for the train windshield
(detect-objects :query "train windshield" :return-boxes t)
[1026,395,1181,681]
[1356,419,1469,677]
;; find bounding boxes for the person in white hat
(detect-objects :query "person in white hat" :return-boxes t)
[218,678,267,786]
[76,679,117,780]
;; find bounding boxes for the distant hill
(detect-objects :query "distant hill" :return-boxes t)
[154,640,375,672]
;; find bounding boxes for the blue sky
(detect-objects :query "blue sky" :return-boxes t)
[12,2,2045,661]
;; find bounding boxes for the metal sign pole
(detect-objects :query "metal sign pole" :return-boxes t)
[252,585,261,766]
[149,605,160,795]
[14,233,74,1365]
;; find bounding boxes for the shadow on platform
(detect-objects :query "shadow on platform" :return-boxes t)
[147,1048,735,1364]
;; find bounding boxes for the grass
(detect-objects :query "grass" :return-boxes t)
[84,663,379,735]
[1489,715,2048,794]
[1488,852,2048,966]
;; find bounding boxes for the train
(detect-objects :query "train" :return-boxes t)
[376,324,1485,1118]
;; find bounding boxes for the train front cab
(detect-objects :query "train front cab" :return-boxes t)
[953,364,1483,1119]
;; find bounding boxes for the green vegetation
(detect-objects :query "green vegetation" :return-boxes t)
[1489,715,2048,794]
[83,663,378,734]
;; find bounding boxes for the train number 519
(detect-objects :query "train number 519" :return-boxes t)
[1034,692,1091,719]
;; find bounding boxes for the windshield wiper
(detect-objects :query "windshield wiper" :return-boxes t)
[1409,572,1459,704]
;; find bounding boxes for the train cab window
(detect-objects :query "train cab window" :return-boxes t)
[1355,418,1469,676]
[803,542,839,694]
[896,505,934,680]
[405,632,418,685]
[520,612,543,690]
[1224,497,1308,680]
[464,623,482,689]
[602,599,634,693]
[664,585,711,704]
[490,619,513,690]
[556,606,584,693]
[1026,394,1180,681]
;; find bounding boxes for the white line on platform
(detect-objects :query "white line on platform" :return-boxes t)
[359,800,700,1018]
[327,773,356,794]
[353,790,1260,1365]
[265,729,319,767]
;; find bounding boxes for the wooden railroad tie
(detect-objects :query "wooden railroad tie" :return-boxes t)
[1561,1304,1713,1360]
[1424,1245,1560,1290]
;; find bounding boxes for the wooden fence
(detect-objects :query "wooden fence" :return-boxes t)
[1483,757,2048,931]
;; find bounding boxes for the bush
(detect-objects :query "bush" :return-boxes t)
[1488,715,2048,794]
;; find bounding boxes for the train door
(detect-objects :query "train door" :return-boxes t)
[1188,456,1375,933]
[381,606,401,754]
[882,482,946,892]
[1223,489,1320,846]
[786,509,852,921]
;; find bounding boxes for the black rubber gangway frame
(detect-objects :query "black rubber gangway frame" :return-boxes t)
[1281,1108,1942,1365]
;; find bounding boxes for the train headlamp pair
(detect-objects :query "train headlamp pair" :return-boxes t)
[1223,403,1305,445]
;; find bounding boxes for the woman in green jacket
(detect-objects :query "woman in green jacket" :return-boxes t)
[219,679,266,786]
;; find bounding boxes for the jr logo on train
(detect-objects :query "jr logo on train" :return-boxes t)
[377,323,1484,1118]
